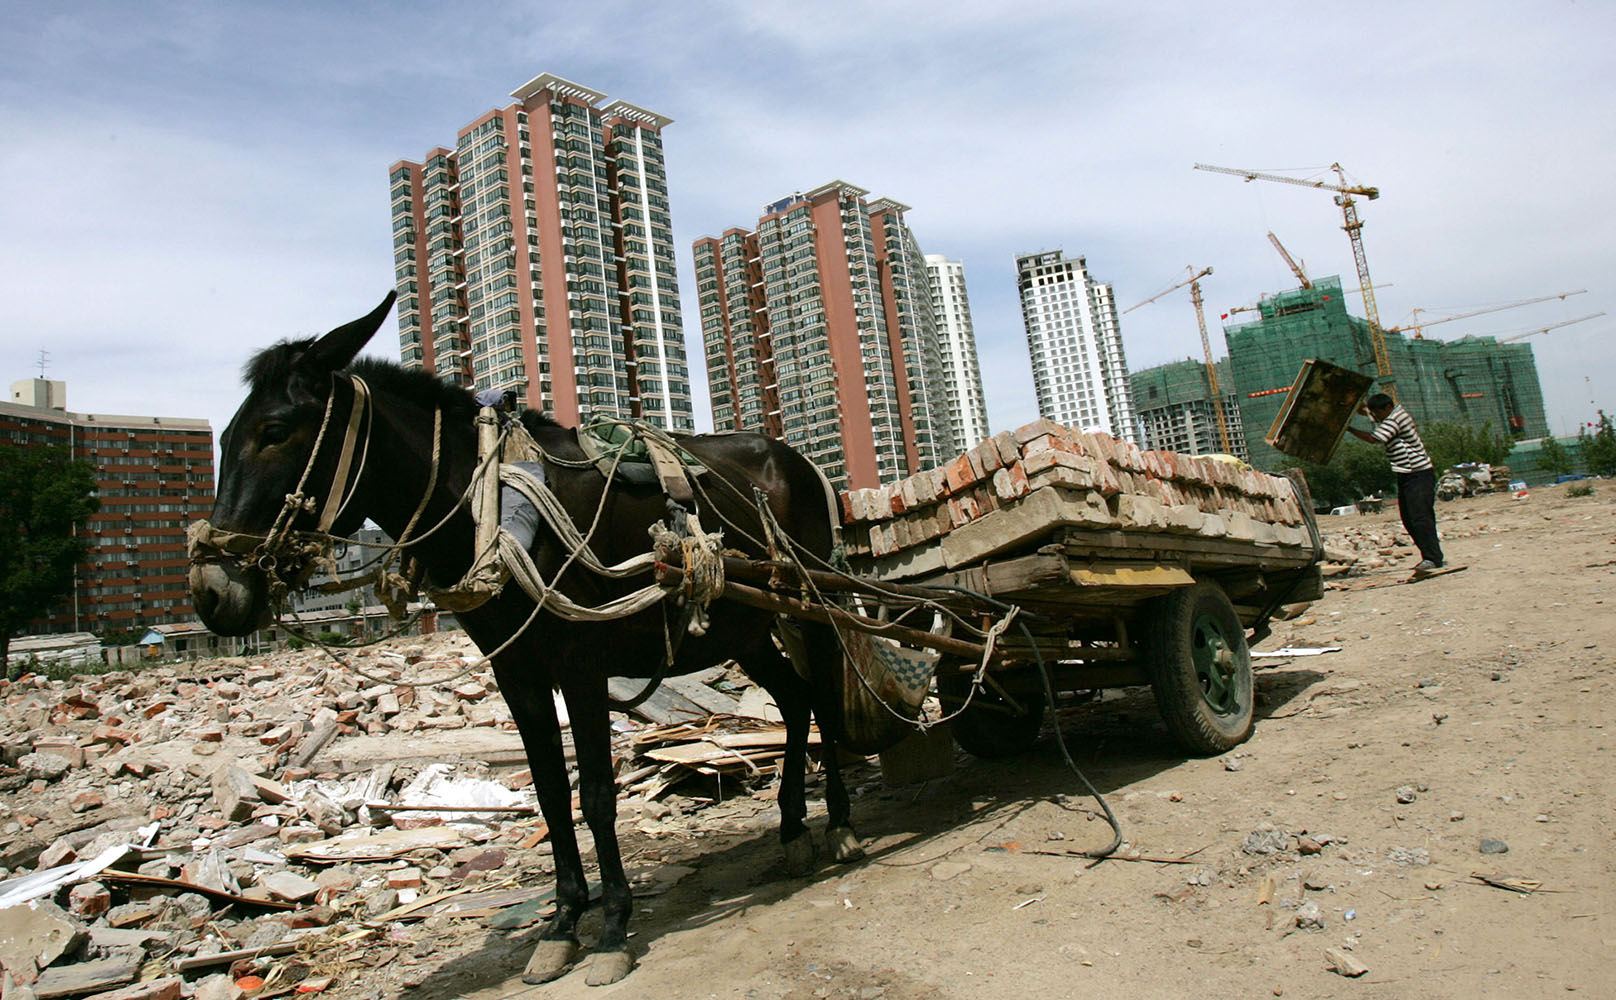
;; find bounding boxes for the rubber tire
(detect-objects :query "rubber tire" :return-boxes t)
[1143,580,1254,755]
[937,670,1047,759]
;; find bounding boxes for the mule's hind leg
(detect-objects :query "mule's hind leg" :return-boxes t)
[493,667,586,984]
[563,675,636,986]
[742,648,832,874]
[803,623,864,862]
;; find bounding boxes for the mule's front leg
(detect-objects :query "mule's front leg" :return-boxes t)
[567,676,635,986]
[493,671,588,984]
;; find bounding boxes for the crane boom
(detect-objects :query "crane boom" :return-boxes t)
[1397,290,1588,337]
[1128,266,1234,454]
[1267,231,1311,289]
[1497,312,1605,343]
[1196,161,1394,399]
[1192,162,1379,199]
[1124,266,1214,313]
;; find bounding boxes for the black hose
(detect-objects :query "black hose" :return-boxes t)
[922,585,1122,860]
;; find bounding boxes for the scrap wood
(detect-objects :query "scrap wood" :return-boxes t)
[362,802,537,814]
[365,879,529,923]
[1467,872,1557,893]
[1028,844,1208,865]
[97,870,298,910]
[283,826,468,864]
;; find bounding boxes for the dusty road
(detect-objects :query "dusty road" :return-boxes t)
[411,484,1614,1000]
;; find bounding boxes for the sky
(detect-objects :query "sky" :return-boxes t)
[3,1,1613,451]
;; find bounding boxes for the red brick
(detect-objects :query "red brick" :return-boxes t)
[1012,417,1068,445]
[943,454,980,493]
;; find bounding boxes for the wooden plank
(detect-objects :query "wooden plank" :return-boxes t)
[658,675,743,717]
[1068,562,1196,589]
[606,678,712,725]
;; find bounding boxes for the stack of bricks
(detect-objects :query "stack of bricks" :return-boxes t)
[839,418,1311,575]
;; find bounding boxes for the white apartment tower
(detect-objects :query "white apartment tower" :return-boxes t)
[1016,250,1137,443]
[923,255,991,449]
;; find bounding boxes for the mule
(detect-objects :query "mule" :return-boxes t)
[189,294,863,985]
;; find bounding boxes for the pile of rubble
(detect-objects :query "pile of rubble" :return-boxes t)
[0,636,803,998]
[1316,524,1417,578]
[839,418,1311,578]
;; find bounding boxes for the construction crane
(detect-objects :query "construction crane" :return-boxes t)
[1394,290,1588,339]
[1125,267,1234,454]
[1267,232,1311,289]
[1497,312,1605,343]
[1194,162,1394,398]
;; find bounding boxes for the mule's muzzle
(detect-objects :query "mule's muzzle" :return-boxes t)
[190,560,271,636]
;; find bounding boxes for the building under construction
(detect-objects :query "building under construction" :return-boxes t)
[1130,358,1248,460]
[1225,276,1550,468]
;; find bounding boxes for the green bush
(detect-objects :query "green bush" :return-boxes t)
[313,630,349,646]
[1566,482,1595,498]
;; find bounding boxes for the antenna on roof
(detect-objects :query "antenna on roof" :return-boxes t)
[36,350,49,379]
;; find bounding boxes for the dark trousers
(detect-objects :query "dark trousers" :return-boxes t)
[1396,468,1443,565]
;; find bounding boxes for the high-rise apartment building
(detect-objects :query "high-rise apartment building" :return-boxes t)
[694,181,953,490]
[1130,358,1249,460]
[3,379,214,633]
[1016,251,1137,443]
[388,73,693,429]
[923,255,991,448]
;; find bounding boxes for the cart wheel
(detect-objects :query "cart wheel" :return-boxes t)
[937,670,1047,759]
[1144,580,1253,755]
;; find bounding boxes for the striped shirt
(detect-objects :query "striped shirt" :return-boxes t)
[1370,405,1433,474]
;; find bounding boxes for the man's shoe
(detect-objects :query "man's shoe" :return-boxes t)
[1413,559,1439,573]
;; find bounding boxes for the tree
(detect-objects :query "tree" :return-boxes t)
[1280,439,1395,510]
[1421,420,1514,475]
[1579,410,1616,477]
[0,445,99,678]
[1537,435,1575,479]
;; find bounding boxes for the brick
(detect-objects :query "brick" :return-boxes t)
[939,486,1114,569]
[969,440,1003,475]
[899,477,920,511]
[839,491,855,525]
[891,517,913,550]
[1225,513,1258,541]
[1114,494,1168,531]
[1162,504,1206,535]
[1021,447,1086,479]
[69,789,104,813]
[929,467,949,499]
[1199,513,1228,538]
[991,431,1020,466]
[1012,417,1068,445]
[69,881,112,918]
[943,453,980,493]
[71,976,182,1000]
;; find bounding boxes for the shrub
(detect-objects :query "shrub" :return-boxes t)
[1566,482,1594,498]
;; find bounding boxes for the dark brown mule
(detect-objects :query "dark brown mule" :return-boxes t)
[190,295,861,985]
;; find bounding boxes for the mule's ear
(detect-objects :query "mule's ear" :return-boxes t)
[302,292,397,373]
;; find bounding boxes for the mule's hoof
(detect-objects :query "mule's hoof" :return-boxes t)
[522,939,579,984]
[586,949,635,986]
[827,825,865,863]
[783,831,816,876]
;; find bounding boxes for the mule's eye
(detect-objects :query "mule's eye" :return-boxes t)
[258,422,292,448]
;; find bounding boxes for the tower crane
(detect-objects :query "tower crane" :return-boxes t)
[1497,312,1604,343]
[1394,290,1588,339]
[1194,162,1395,399]
[1125,267,1234,454]
[1267,231,1311,289]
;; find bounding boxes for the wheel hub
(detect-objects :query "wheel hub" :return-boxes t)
[1191,613,1240,715]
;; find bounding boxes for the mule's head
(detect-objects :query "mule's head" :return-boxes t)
[190,293,395,635]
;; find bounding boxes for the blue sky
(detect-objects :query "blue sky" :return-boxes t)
[4,1,1613,448]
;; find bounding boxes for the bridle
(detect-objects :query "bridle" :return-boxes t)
[187,373,387,610]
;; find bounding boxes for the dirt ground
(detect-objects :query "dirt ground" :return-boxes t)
[348,483,1609,1000]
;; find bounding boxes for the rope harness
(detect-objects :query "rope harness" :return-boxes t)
[187,374,728,680]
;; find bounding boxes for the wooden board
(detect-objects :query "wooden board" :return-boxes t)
[1265,358,1377,465]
